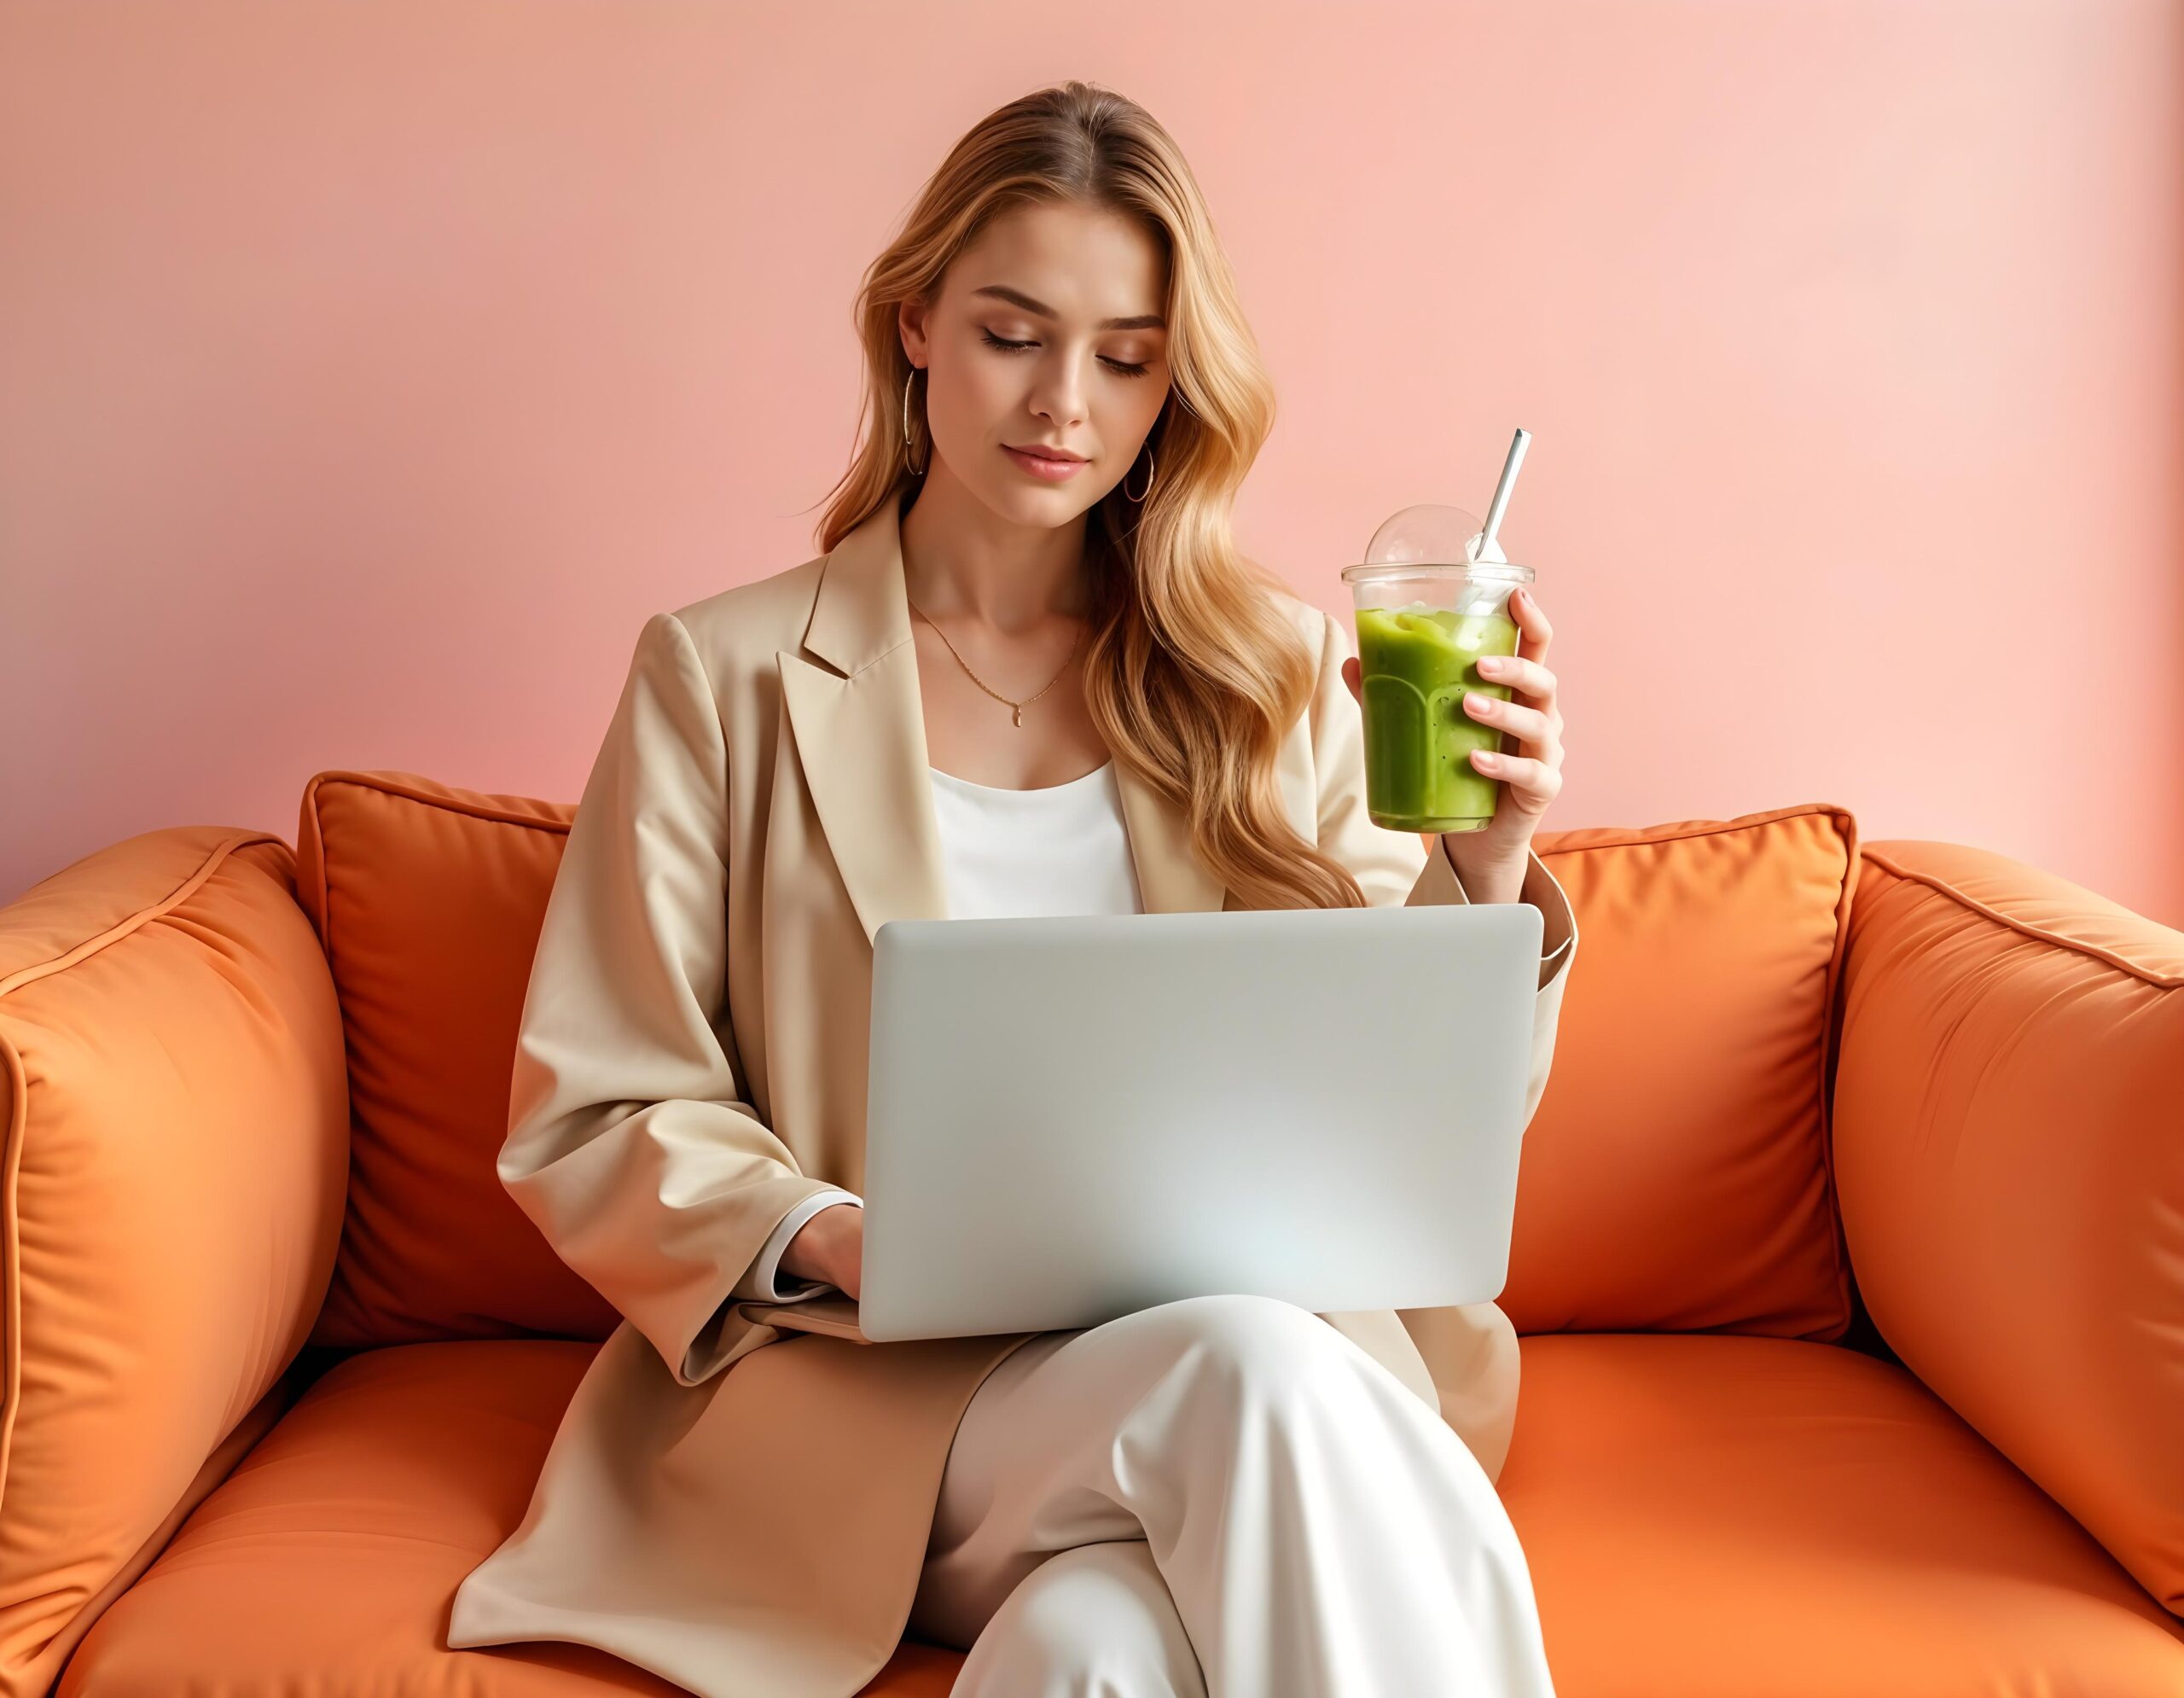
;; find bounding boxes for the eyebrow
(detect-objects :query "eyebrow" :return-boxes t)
[970,285,1166,332]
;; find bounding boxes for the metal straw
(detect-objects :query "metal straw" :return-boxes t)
[1478,427,1531,553]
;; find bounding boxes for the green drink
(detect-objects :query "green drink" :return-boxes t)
[1342,503,1535,834]
[1354,603,1520,832]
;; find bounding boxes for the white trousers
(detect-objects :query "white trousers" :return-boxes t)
[906,1293,1558,1697]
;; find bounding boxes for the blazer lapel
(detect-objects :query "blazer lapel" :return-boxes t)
[778,490,1231,943]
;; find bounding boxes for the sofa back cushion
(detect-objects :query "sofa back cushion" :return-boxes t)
[303,773,1856,1348]
[1835,841,2184,1614]
[1499,803,1857,1339]
[294,771,613,1351]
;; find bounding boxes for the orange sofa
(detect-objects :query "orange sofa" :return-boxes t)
[3,773,2178,1696]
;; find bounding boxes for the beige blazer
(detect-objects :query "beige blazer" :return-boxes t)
[444,490,1578,1695]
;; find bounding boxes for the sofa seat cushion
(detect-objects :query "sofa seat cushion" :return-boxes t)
[60,1340,965,1695]
[66,1330,2184,1695]
[1502,1333,2184,1694]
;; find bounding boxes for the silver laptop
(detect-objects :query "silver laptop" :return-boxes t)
[854,901,1545,1342]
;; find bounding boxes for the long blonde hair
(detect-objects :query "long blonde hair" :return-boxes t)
[815,80,1367,910]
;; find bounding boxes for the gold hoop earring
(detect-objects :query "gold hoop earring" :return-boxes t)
[1124,445,1154,503]
[903,365,927,475]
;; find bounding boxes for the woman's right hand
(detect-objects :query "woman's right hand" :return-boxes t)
[779,1201,863,1300]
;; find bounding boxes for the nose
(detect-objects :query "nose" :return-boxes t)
[1026,350,1091,432]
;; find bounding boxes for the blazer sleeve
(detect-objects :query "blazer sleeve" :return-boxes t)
[746,1188,863,1302]
[498,610,851,1386]
[1307,608,1578,1134]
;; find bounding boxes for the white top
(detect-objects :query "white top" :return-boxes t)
[926,758,1145,920]
[745,757,1143,1300]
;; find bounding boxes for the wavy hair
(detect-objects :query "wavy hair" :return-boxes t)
[814,79,1368,910]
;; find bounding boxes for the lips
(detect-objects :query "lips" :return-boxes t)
[1008,445,1086,463]
[1002,444,1090,480]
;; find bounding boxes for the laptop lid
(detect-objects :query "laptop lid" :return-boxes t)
[857,900,1543,1342]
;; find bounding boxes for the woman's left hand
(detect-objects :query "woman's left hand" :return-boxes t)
[1341,583,1565,885]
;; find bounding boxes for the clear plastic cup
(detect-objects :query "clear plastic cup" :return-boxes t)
[1341,504,1535,834]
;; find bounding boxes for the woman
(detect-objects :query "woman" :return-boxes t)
[447,80,1577,1697]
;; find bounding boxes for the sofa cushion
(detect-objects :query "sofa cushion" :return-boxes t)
[1499,802,1856,1337]
[66,1332,2184,1695]
[1834,840,2184,1616]
[0,826,346,1697]
[1501,1333,2184,1692]
[60,1340,967,1695]
[297,776,1856,1347]
[292,770,614,1352]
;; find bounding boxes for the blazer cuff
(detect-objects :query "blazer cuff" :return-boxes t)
[744,1189,863,1302]
[1420,838,1577,993]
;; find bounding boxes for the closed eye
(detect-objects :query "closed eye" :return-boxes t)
[981,329,1151,379]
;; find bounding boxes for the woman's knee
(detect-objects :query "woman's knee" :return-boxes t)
[952,1540,1205,1698]
[1140,1292,1353,1400]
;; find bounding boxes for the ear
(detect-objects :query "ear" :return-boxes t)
[897,295,932,366]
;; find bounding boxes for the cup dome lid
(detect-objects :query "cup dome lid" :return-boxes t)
[1368,502,1509,567]
[1341,502,1531,585]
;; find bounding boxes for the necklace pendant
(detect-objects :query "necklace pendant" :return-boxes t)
[1011,705,1024,728]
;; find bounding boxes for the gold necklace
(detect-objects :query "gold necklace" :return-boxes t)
[904,592,1087,729]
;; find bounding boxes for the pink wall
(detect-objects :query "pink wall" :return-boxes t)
[3,1,2179,923]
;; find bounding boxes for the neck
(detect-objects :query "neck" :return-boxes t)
[897,462,1094,634]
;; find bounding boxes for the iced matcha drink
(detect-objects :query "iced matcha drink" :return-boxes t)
[1344,489,1536,834]
[1354,602,1520,833]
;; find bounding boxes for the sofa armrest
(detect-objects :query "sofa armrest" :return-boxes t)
[1834,839,2183,1615]
[0,827,349,1690]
